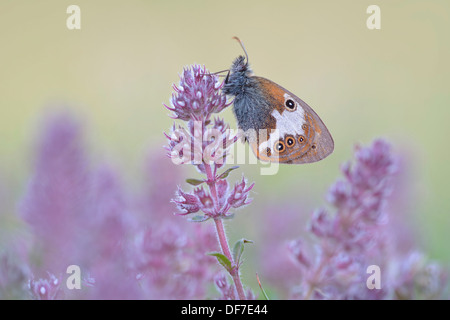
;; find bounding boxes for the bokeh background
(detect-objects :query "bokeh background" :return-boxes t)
[1,1,449,297]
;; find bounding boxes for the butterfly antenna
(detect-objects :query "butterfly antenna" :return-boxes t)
[200,69,229,78]
[211,69,230,75]
[233,36,249,66]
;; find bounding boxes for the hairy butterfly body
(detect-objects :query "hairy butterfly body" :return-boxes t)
[222,38,334,164]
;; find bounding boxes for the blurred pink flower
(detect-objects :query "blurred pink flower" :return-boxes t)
[20,112,91,275]
[28,273,62,300]
[281,139,447,299]
[132,151,220,299]
[15,111,221,299]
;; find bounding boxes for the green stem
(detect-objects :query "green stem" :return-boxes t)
[205,163,246,300]
[213,218,246,300]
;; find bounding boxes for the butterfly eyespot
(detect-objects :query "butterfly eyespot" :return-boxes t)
[298,135,305,143]
[286,136,295,147]
[302,124,307,130]
[285,99,296,111]
[311,144,317,150]
[275,141,286,153]
[266,148,272,157]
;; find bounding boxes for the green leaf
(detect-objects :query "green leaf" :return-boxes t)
[256,273,270,300]
[221,213,235,220]
[232,238,253,267]
[207,252,232,273]
[186,178,205,186]
[217,166,240,180]
[187,215,209,222]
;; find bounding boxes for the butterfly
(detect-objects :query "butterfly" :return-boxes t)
[222,37,334,164]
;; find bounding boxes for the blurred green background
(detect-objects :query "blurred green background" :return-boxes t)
[1,0,449,277]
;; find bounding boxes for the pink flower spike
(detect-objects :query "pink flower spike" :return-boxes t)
[227,177,254,209]
[164,64,256,300]
[166,65,230,122]
[172,187,201,215]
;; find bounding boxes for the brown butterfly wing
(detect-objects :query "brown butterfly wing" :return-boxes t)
[286,93,334,164]
[249,77,334,164]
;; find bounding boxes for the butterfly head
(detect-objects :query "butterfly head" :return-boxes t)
[230,55,249,73]
[223,54,253,97]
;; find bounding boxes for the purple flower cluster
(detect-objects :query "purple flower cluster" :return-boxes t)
[165,106,236,167]
[20,113,93,275]
[28,273,62,300]
[310,140,395,250]
[166,65,253,221]
[132,221,217,299]
[173,175,253,221]
[281,139,447,299]
[165,65,255,300]
[165,65,228,122]
[0,112,221,299]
